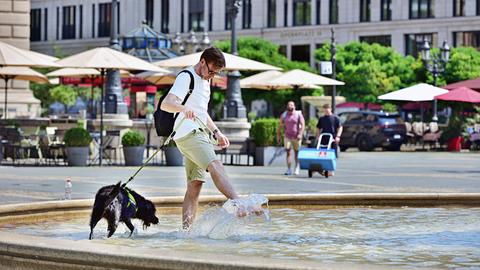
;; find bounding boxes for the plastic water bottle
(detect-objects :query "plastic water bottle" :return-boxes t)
[64,178,72,200]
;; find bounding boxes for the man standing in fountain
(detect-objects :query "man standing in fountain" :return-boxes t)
[161,47,242,230]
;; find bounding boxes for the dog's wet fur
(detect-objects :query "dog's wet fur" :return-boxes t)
[89,182,159,240]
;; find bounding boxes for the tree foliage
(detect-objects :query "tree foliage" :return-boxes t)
[315,42,417,104]
[215,37,322,115]
[50,85,78,106]
[444,47,480,84]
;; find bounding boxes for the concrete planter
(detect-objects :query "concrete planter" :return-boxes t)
[66,147,89,166]
[123,146,145,166]
[165,146,183,166]
[255,146,286,166]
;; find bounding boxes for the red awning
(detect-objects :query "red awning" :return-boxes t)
[444,77,480,90]
[436,86,480,103]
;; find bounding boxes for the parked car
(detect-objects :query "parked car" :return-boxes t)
[338,111,406,151]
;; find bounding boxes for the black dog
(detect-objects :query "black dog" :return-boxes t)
[89,182,159,240]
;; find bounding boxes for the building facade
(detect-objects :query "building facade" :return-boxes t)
[1,0,41,118]
[31,0,480,67]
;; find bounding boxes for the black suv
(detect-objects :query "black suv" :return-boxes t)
[338,111,406,151]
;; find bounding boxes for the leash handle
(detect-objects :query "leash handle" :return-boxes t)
[122,116,216,188]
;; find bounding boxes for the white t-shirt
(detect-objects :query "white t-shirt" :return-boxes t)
[169,66,210,140]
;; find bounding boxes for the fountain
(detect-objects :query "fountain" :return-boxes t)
[0,193,479,270]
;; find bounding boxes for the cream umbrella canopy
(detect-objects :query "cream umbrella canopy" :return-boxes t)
[268,69,345,87]
[0,67,49,119]
[378,83,448,101]
[56,47,166,166]
[154,51,282,71]
[0,41,59,67]
[137,70,224,85]
[240,70,321,90]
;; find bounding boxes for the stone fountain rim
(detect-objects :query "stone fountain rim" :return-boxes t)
[1,193,478,270]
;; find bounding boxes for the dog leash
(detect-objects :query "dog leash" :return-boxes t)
[121,116,216,188]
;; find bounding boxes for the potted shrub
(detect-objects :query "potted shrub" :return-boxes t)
[164,139,183,166]
[64,127,92,166]
[122,130,146,166]
[251,118,286,166]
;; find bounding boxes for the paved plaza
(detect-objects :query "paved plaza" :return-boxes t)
[1,151,479,205]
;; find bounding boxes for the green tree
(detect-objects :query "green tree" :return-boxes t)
[214,37,322,116]
[50,85,78,106]
[315,42,417,104]
[444,47,480,83]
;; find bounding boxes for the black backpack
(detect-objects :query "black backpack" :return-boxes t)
[154,70,194,137]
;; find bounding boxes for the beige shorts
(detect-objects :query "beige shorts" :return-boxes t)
[284,137,301,151]
[174,129,219,182]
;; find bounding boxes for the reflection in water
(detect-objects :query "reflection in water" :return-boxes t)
[2,207,480,269]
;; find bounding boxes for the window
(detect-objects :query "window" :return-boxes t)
[44,8,48,41]
[92,4,95,37]
[381,0,392,21]
[62,6,76,40]
[243,0,252,29]
[284,0,288,26]
[360,35,391,47]
[208,0,212,31]
[181,0,184,32]
[56,7,59,40]
[79,5,83,39]
[291,44,310,63]
[409,0,434,19]
[453,0,465,17]
[405,33,437,56]
[360,0,370,22]
[30,9,41,41]
[225,1,231,30]
[279,45,287,56]
[267,0,276,28]
[189,0,204,31]
[316,0,321,24]
[98,3,111,37]
[146,0,154,27]
[161,0,169,33]
[345,113,364,123]
[293,0,311,26]
[453,31,480,51]
[329,0,338,24]
[478,0,480,15]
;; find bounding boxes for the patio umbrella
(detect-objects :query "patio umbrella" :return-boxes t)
[269,69,345,87]
[444,77,480,91]
[0,41,59,67]
[435,86,480,103]
[240,70,330,90]
[0,66,49,119]
[154,51,282,71]
[56,47,166,166]
[378,83,448,101]
[137,69,224,85]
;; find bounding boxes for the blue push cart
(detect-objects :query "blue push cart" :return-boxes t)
[298,133,337,178]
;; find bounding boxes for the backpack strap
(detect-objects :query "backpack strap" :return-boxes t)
[173,70,195,122]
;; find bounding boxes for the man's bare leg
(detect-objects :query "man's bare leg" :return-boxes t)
[207,160,239,200]
[182,180,203,230]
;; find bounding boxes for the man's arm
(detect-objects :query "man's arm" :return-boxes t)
[297,114,305,140]
[207,113,230,148]
[277,116,284,144]
[160,93,195,119]
[335,118,343,144]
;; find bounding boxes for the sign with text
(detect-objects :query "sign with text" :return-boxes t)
[319,61,332,75]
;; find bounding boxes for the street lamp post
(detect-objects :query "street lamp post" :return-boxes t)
[330,28,337,113]
[223,0,247,119]
[419,39,450,121]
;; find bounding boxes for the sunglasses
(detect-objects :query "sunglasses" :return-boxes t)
[205,61,223,76]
